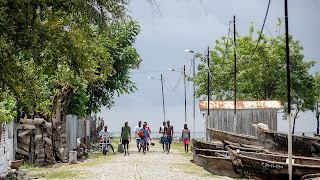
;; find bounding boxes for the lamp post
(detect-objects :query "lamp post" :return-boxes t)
[148,75,166,122]
[168,66,187,125]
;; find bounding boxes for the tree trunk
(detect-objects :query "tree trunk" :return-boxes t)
[292,109,300,135]
[317,114,320,135]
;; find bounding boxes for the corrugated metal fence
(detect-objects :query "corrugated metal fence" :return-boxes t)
[202,109,277,140]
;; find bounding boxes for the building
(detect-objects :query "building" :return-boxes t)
[200,100,281,140]
[0,122,14,178]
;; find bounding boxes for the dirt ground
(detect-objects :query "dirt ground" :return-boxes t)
[30,142,234,180]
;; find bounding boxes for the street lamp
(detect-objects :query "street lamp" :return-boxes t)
[148,74,166,123]
[186,48,210,141]
[169,66,187,125]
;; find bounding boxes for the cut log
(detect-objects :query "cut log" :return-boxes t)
[18,124,35,130]
[35,127,42,135]
[36,153,45,159]
[19,119,36,125]
[17,142,29,152]
[44,121,52,130]
[34,118,45,125]
[34,149,44,154]
[16,147,28,156]
[43,137,52,145]
[34,134,43,142]
[18,130,32,137]
[18,135,30,144]
[35,159,45,167]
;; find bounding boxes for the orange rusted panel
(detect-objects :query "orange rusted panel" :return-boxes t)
[199,100,281,110]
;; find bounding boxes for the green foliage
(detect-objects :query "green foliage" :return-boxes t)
[0,91,17,123]
[193,21,316,121]
[0,0,141,119]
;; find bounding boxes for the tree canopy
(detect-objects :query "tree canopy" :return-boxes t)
[0,0,141,122]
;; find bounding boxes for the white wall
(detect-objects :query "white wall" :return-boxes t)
[0,123,12,178]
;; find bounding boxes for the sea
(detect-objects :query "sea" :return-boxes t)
[110,131,315,139]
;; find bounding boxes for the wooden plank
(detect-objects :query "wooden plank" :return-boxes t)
[18,124,35,130]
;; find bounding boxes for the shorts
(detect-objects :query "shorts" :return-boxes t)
[146,138,150,144]
[136,139,141,145]
[122,139,129,145]
[165,136,172,144]
[141,138,147,147]
[159,136,165,144]
[183,139,189,145]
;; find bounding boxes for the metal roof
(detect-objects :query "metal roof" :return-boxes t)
[199,100,282,110]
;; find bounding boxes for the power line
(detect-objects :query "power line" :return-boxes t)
[165,72,183,91]
[231,0,271,62]
[131,70,170,74]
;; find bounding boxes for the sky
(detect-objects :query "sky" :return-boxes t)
[98,0,320,136]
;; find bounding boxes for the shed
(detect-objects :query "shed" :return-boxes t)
[200,100,281,141]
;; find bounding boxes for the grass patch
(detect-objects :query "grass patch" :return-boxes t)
[32,170,82,179]
[20,162,36,169]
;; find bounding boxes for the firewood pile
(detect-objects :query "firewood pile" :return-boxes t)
[16,118,67,166]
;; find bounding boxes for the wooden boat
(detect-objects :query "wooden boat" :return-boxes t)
[191,147,228,167]
[226,146,320,180]
[314,133,320,138]
[255,126,320,157]
[191,139,225,150]
[198,154,241,178]
[301,173,320,180]
[207,128,260,146]
[224,141,269,153]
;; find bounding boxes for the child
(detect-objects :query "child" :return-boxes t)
[182,124,190,153]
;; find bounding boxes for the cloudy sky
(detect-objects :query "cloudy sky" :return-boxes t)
[98,0,320,136]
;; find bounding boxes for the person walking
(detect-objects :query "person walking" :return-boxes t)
[144,122,151,151]
[135,121,142,152]
[98,125,115,155]
[140,123,150,155]
[120,120,131,156]
[164,120,173,154]
[182,124,190,153]
[159,121,166,152]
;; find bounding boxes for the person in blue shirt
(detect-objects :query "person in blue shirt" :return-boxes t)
[140,123,150,155]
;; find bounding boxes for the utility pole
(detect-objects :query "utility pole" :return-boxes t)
[184,65,187,124]
[233,15,237,133]
[161,74,166,122]
[284,1,292,179]
[193,55,196,139]
[206,46,210,141]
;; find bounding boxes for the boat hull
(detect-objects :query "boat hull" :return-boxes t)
[207,128,259,146]
[226,146,320,180]
[191,139,225,150]
[198,154,241,178]
[191,147,228,167]
[256,128,320,157]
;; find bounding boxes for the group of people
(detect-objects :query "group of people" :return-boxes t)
[98,120,191,155]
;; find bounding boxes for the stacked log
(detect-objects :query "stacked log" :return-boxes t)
[54,122,68,163]
[34,126,45,167]
[16,118,67,166]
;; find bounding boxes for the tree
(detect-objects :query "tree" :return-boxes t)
[192,21,316,132]
[0,0,145,125]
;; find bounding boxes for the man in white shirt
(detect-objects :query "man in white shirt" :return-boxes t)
[135,121,142,152]
[98,125,115,155]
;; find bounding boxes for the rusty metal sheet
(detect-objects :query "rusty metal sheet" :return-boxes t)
[199,100,281,110]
